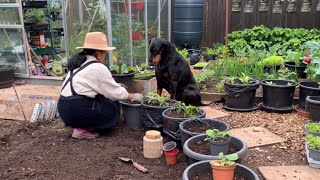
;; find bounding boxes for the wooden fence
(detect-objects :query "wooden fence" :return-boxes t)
[201,0,320,46]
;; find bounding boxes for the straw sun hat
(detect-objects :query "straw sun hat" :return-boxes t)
[76,32,116,51]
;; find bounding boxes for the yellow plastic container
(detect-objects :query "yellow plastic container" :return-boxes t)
[51,61,63,76]
[143,130,163,158]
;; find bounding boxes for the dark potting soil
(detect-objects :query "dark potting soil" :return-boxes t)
[165,111,202,119]
[186,123,226,134]
[190,172,247,180]
[189,140,240,155]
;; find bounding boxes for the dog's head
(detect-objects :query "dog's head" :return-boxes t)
[149,38,171,66]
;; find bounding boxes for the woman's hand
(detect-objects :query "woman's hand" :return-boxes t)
[128,93,143,102]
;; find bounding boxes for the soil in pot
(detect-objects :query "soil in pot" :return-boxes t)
[189,140,240,156]
[299,81,320,109]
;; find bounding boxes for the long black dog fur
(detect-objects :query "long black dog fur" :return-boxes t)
[149,38,206,106]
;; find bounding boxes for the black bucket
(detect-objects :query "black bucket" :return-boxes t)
[306,96,320,122]
[299,81,320,109]
[285,62,307,78]
[0,65,14,89]
[261,79,297,112]
[111,71,135,93]
[120,101,142,128]
[224,80,260,111]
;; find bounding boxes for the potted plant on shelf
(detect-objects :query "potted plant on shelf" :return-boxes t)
[305,123,320,137]
[210,153,239,180]
[141,92,175,129]
[306,134,320,161]
[24,9,49,31]
[223,74,260,111]
[50,3,61,19]
[0,64,14,89]
[132,21,143,41]
[260,79,297,113]
[204,129,232,156]
[162,101,206,140]
[111,63,135,92]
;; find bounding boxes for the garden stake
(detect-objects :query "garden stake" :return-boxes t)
[12,84,27,121]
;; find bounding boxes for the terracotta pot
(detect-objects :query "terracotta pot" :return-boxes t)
[210,160,236,180]
[164,148,179,165]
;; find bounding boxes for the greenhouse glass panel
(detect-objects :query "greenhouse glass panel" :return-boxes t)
[0,28,28,74]
[0,7,21,25]
[0,0,16,3]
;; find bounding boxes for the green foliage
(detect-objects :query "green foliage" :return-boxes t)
[216,79,225,93]
[307,123,320,133]
[307,134,320,151]
[212,60,224,79]
[145,92,169,106]
[259,55,284,66]
[205,47,215,56]
[24,9,48,23]
[210,153,239,167]
[265,81,274,85]
[277,68,298,82]
[176,48,189,59]
[251,62,264,80]
[111,63,134,74]
[239,73,251,84]
[285,50,303,65]
[194,69,215,84]
[205,129,231,141]
[132,21,143,32]
[49,3,61,13]
[304,41,320,64]
[173,101,201,118]
[228,25,320,55]
[193,62,209,68]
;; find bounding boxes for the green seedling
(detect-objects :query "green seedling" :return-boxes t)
[173,101,201,118]
[287,82,294,86]
[205,129,231,141]
[145,92,169,106]
[307,134,320,151]
[210,152,239,166]
[307,123,320,133]
[266,81,274,85]
[216,79,225,93]
[111,63,134,74]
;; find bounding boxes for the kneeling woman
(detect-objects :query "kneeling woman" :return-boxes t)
[58,32,142,139]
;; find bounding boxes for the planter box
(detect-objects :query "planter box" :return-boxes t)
[133,77,157,93]
[23,0,47,8]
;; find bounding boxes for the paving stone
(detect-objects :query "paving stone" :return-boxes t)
[258,166,320,180]
[230,126,286,148]
[200,106,230,119]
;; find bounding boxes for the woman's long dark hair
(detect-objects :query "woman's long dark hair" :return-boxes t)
[67,49,96,71]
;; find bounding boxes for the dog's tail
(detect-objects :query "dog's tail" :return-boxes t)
[199,98,225,106]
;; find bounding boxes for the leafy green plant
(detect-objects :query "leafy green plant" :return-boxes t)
[205,47,215,56]
[173,101,201,118]
[132,21,143,32]
[239,73,251,84]
[210,153,239,166]
[307,123,320,133]
[144,92,169,106]
[277,68,298,82]
[258,55,284,66]
[24,9,48,23]
[285,50,303,65]
[216,79,225,93]
[195,69,215,84]
[307,134,320,151]
[205,129,231,141]
[111,63,134,74]
[176,48,189,59]
[265,81,274,85]
[193,61,209,68]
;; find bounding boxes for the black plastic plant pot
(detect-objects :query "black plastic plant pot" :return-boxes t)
[306,96,320,122]
[188,49,200,65]
[141,100,175,129]
[120,101,142,128]
[0,65,14,89]
[205,55,216,61]
[209,135,231,156]
[182,160,259,180]
[304,123,320,137]
[179,118,230,147]
[299,81,320,109]
[307,145,320,161]
[223,80,260,111]
[183,134,248,165]
[162,108,206,140]
[261,79,297,113]
[284,62,307,78]
[111,71,135,93]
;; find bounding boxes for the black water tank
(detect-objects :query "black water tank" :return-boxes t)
[173,0,204,48]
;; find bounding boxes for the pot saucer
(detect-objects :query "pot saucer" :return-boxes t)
[259,103,294,113]
[222,104,259,112]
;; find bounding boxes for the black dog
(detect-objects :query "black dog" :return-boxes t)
[149,38,204,106]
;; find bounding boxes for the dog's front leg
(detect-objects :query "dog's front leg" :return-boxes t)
[170,81,178,100]
[157,88,163,96]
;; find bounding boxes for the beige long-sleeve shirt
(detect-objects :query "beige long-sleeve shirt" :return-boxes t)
[60,55,128,101]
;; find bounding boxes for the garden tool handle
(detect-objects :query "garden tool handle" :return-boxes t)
[133,162,148,173]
